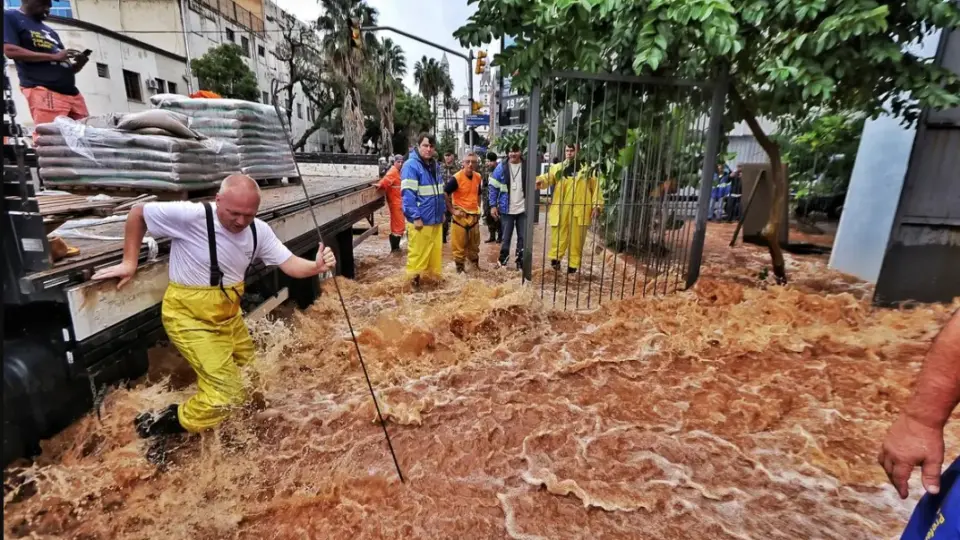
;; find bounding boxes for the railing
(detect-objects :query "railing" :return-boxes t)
[191,0,264,36]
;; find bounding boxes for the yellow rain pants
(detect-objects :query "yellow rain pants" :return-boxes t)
[450,212,481,264]
[161,281,254,433]
[406,222,443,278]
[549,219,590,270]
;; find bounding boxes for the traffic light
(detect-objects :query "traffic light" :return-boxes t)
[471,100,482,114]
[349,18,362,48]
[474,50,488,74]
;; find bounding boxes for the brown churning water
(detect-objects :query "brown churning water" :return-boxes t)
[3,223,957,539]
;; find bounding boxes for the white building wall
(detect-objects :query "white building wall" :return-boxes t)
[73,0,189,58]
[828,30,944,282]
[183,0,329,151]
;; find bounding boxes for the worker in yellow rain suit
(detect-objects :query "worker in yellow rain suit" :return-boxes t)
[444,151,483,273]
[401,133,446,286]
[92,175,337,450]
[537,143,603,274]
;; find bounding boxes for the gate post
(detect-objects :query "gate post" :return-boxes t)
[686,66,728,288]
[522,83,542,283]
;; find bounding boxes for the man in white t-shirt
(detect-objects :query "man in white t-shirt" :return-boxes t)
[92,174,336,442]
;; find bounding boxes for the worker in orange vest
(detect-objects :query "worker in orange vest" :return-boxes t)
[375,154,405,252]
[444,150,483,273]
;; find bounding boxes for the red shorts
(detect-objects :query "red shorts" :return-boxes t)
[21,86,89,141]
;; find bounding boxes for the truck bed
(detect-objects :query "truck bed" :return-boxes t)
[44,175,373,270]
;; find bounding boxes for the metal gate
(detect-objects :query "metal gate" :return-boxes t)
[517,70,727,310]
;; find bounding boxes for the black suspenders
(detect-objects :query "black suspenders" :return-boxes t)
[202,202,257,300]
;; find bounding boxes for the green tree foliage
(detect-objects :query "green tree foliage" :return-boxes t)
[274,19,341,151]
[413,56,454,133]
[371,37,407,157]
[190,44,259,101]
[456,0,960,283]
[438,128,457,157]
[776,111,865,199]
[392,90,433,154]
[317,0,378,153]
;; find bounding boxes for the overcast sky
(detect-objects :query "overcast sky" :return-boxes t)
[272,0,490,99]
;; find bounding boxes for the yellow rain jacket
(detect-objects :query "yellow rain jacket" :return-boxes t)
[538,161,605,270]
[538,161,604,227]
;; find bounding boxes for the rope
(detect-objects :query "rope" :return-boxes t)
[269,79,405,483]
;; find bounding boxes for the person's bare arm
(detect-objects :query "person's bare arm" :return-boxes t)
[3,43,68,63]
[278,244,336,279]
[90,205,147,289]
[879,310,960,498]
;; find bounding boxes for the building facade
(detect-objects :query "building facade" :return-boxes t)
[3,0,330,151]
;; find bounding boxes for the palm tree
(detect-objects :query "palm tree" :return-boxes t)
[317,0,377,153]
[372,37,406,157]
[442,94,459,133]
[413,56,454,135]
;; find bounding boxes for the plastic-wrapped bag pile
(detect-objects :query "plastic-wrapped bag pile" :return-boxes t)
[36,114,240,192]
[151,94,298,180]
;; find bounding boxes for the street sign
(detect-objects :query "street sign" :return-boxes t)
[466,114,490,127]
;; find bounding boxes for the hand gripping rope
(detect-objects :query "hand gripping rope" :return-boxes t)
[270,79,404,483]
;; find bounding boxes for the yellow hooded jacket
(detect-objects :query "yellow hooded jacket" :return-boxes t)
[538,161,604,227]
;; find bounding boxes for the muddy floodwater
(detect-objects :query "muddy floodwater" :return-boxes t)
[3,220,957,539]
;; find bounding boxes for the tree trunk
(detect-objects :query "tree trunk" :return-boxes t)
[433,96,438,135]
[342,86,364,154]
[294,123,323,151]
[732,88,788,284]
[379,94,395,157]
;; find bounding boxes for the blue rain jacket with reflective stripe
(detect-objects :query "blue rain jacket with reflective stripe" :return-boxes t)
[401,150,446,225]
[489,159,527,215]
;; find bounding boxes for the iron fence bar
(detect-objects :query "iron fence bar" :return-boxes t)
[624,92,648,298]
[661,87,687,295]
[547,71,713,89]
[638,88,663,298]
[675,95,711,291]
[522,83,541,283]
[584,79,606,310]
[670,91,698,293]
[685,66,728,289]
[647,88,676,298]
[592,80,617,308]
[578,81,617,309]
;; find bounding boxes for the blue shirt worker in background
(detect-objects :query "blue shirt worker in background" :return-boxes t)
[879,309,960,539]
[4,0,90,139]
[401,133,446,287]
[489,143,528,271]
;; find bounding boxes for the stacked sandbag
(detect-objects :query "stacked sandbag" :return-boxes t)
[150,94,297,180]
[36,116,240,191]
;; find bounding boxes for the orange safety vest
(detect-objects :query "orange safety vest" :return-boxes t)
[452,170,481,214]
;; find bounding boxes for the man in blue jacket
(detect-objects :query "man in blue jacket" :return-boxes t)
[401,133,446,285]
[879,309,960,539]
[489,143,527,270]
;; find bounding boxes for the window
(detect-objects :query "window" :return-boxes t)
[307,107,313,122]
[225,28,235,42]
[96,63,109,78]
[296,103,302,119]
[122,70,142,102]
[154,78,167,93]
[241,36,250,57]
[168,82,178,94]
[258,45,265,57]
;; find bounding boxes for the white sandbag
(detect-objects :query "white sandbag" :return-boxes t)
[116,109,202,140]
